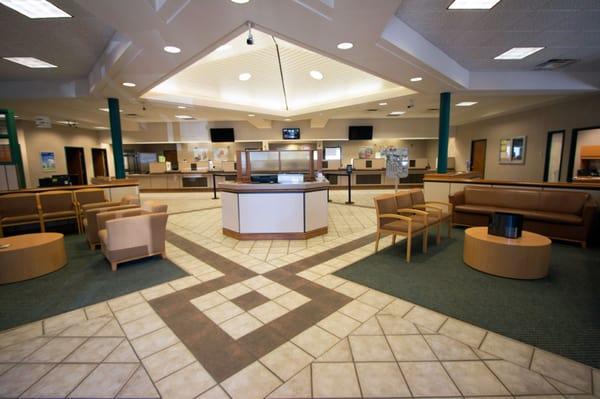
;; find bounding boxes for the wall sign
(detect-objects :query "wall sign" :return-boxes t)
[41,151,56,172]
[499,136,526,164]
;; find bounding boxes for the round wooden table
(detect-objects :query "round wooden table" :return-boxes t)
[0,233,67,284]
[463,227,551,280]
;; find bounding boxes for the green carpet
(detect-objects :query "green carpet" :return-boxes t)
[335,228,600,368]
[0,234,188,331]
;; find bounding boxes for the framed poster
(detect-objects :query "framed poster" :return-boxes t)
[213,147,229,162]
[499,136,526,164]
[41,151,56,172]
[192,147,209,161]
[358,146,374,159]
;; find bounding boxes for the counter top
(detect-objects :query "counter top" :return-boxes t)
[218,181,329,193]
[423,175,600,190]
[127,171,236,176]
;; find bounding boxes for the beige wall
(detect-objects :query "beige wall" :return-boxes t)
[453,95,600,181]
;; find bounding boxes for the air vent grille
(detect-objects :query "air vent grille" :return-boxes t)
[534,59,577,70]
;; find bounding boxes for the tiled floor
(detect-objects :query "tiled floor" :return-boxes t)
[0,191,598,398]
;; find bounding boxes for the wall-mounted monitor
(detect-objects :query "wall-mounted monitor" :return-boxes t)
[282,128,300,140]
[349,125,373,140]
[210,128,235,142]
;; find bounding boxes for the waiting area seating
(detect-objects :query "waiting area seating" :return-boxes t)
[373,189,453,262]
[450,186,598,247]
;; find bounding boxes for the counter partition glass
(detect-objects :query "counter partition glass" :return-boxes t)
[236,150,321,182]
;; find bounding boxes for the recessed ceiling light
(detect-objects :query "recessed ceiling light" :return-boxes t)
[309,70,324,80]
[177,105,187,109]
[389,111,406,115]
[284,118,291,121]
[98,108,123,113]
[379,102,388,106]
[230,0,249,3]
[3,57,57,68]
[94,126,108,130]
[248,114,255,117]
[337,42,353,50]
[175,115,193,119]
[494,47,544,60]
[448,0,501,9]
[216,44,232,52]
[456,101,478,107]
[238,72,252,81]
[410,77,423,82]
[0,0,72,18]
[163,46,181,54]
[122,82,136,87]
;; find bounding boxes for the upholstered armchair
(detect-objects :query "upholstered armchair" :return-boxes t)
[84,204,140,249]
[0,193,41,237]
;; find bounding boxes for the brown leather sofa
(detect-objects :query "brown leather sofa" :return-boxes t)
[450,186,597,247]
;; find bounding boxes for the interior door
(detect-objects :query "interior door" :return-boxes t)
[163,149,178,169]
[543,130,565,182]
[92,148,109,177]
[65,147,87,185]
[470,139,487,178]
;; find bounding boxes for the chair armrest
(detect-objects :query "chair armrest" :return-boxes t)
[414,204,443,217]
[97,209,147,231]
[397,208,428,216]
[449,191,464,207]
[582,199,598,233]
[379,213,413,222]
[426,201,453,213]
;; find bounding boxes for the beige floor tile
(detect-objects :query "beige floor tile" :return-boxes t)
[196,385,230,399]
[338,300,379,322]
[291,326,339,358]
[399,362,460,397]
[257,282,291,299]
[486,360,559,395]
[43,309,87,336]
[273,291,311,311]
[59,316,112,337]
[0,322,43,349]
[199,270,225,282]
[116,366,159,398]
[23,337,85,363]
[218,283,252,300]
[204,301,244,324]
[387,335,437,361]
[377,314,419,335]
[108,292,145,312]
[121,313,166,340]
[260,341,313,381]
[315,338,353,362]
[480,332,534,368]
[155,362,215,399]
[169,276,201,291]
[242,275,273,290]
[267,366,311,398]
[296,270,321,282]
[438,317,487,348]
[222,361,281,399]
[547,376,588,394]
[474,347,499,360]
[349,335,395,361]
[443,360,510,396]
[94,319,125,337]
[190,292,228,311]
[334,281,369,298]
[314,274,347,289]
[317,312,361,338]
[64,337,122,363]
[403,306,447,332]
[0,337,50,363]
[131,327,179,359]
[141,283,176,301]
[84,302,111,320]
[0,363,53,398]
[593,369,599,397]
[530,349,592,393]
[142,342,195,382]
[312,362,361,398]
[350,317,383,336]
[424,334,478,360]
[357,290,395,309]
[22,363,95,398]
[105,340,139,363]
[219,313,263,340]
[249,301,288,324]
[115,302,155,325]
[70,363,138,398]
[0,363,13,376]
[356,362,411,398]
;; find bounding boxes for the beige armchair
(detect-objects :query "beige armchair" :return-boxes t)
[38,191,80,233]
[98,210,168,271]
[83,204,140,249]
[374,194,428,262]
[0,193,41,237]
[74,188,122,229]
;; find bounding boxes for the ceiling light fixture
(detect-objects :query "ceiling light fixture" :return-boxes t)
[448,0,501,9]
[0,0,72,18]
[389,111,406,115]
[177,105,187,109]
[309,70,324,80]
[98,108,122,113]
[122,82,136,87]
[456,101,478,106]
[216,44,232,52]
[337,42,353,50]
[379,102,388,106]
[94,126,108,130]
[3,57,57,68]
[494,47,544,60]
[175,115,193,119]
[230,0,250,3]
[410,77,423,82]
[238,72,252,81]
[163,46,181,54]
[248,114,255,117]
[284,118,291,121]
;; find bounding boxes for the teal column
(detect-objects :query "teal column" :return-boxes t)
[1,109,26,188]
[437,92,451,173]
[108,98,125,179]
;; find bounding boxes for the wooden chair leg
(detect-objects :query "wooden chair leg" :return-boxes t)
[448,218,452,238]
[110,261,118,272]
[436,223,441,244]
[40,219,45,232]
[406,234,412,262]
[423,229,428,253]
[374,232,381,252]
[392,234,396,245]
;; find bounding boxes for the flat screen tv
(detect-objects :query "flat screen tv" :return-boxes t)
[210,128,235,142]
[349,125,373,140]
[282,128,300,140]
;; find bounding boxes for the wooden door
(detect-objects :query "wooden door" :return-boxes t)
[65,147,87,185]
[163,150,178,168]
[92,148,109,177]
[470,139,487,178]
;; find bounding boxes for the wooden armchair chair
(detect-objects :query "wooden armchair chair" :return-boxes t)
[409,189,453,242]
[0,193,41,237]
[74,188,124,232]
[374,194,428,262]
[38,191,80,233]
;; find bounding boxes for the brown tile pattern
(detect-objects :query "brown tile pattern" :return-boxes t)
[149,231,375,382]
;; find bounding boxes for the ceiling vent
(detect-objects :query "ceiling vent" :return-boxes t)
[366,108,378,112]
[534,59,577,70]
[126,113,138,117]
[427,108,439,112]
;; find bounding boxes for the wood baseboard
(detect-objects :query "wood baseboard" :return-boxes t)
[223,227,328,240]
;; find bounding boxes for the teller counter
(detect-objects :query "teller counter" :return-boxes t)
[218,181,329,240]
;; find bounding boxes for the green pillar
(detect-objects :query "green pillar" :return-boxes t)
[108,98,125,179]
[437,92,451,173]
[1,109,26,188]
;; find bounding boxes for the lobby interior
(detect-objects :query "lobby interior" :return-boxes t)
[0,0,599,398]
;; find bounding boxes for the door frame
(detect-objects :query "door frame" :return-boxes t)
[543,130,565,182]
[91,147,109,177]
[566,125,600,182]
[64,146,88,185]
[470,139,487,178]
